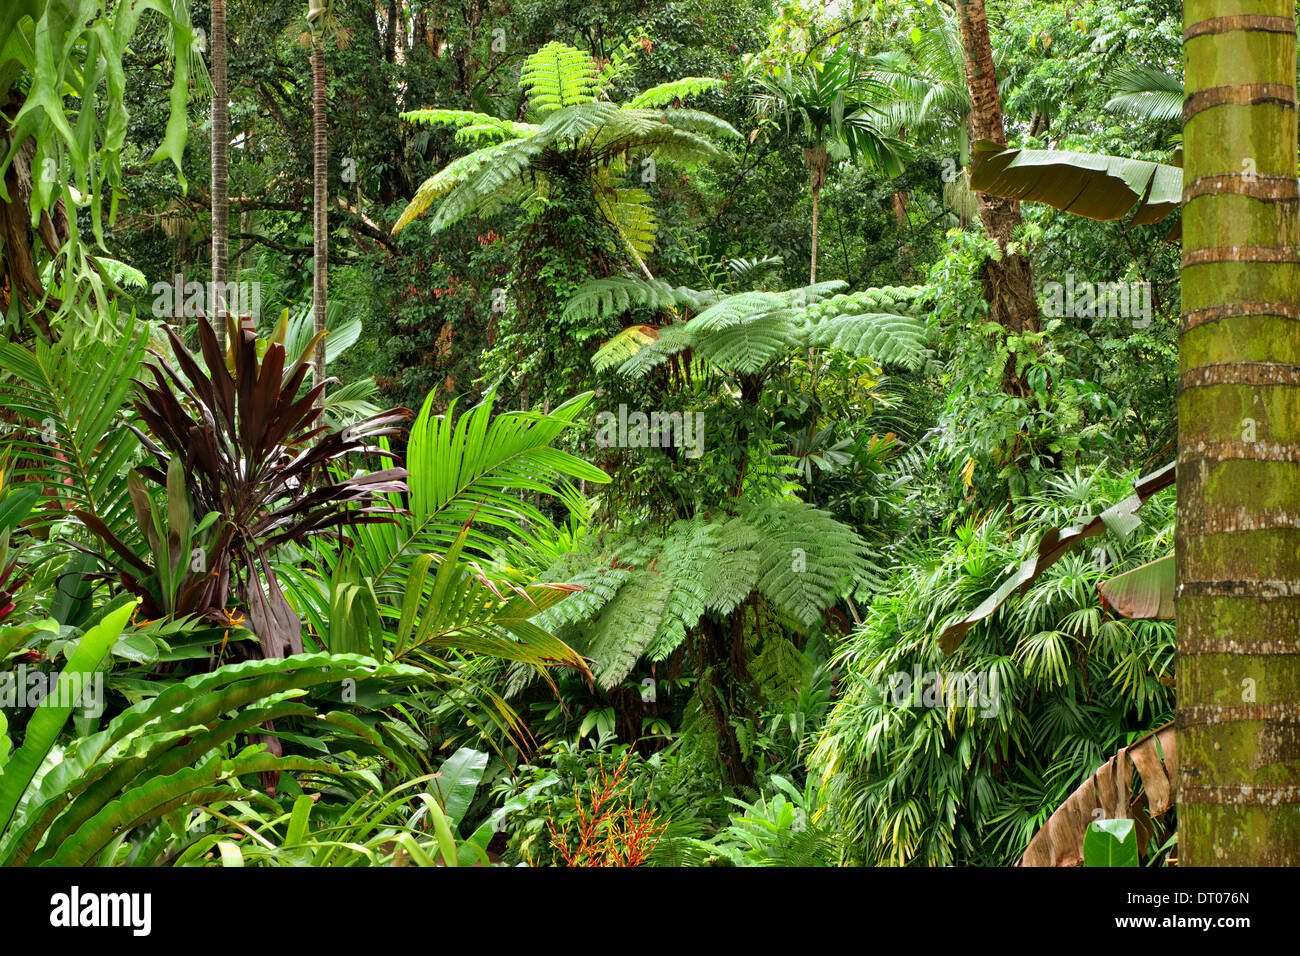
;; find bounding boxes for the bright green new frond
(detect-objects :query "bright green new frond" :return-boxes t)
[629,77,726,108]
[520,42,601,115]
[398,109,534,139]
[600,187,658,257]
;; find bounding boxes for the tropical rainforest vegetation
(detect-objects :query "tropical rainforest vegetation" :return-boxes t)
[0,0,1294,869]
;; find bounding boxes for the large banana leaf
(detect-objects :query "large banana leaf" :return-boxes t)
[1018,723,1176,867]
[1097,553,1174,620]
[970,140,1181,226]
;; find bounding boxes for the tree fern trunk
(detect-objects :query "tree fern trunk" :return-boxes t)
[211,0,229,344]
[311,35,328,406]
[1177,0,1300,865]
[698,615,753,790]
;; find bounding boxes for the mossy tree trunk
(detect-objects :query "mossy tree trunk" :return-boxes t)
[1177,1,1300,865]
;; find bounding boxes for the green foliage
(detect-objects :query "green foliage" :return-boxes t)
[528,499,869,691]
[810,467,1176,866]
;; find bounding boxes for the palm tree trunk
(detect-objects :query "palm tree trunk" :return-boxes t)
[211,0,229,343]
[311,35,328,405]
[955,0,1039,392]
[1176,1,1300,865]
[804,144,828,284]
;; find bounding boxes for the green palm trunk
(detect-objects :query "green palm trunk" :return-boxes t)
[1177,1,1300,865]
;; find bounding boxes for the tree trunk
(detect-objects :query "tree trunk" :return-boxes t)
[697,616,753,790]
[956,0,1039,394]
[311,35,329,405]
[1176,1,1300,865]
[804,143,828,285]
[211,0,229,343]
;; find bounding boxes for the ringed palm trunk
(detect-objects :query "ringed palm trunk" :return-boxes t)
[1176,1,1300,865]
[311,34,328,405]
[955,0,1039,395]
[805,143,828,284]
[805,143,829,393]
[211,0,229,341]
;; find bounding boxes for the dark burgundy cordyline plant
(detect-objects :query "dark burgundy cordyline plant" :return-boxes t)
[83,314,410,660]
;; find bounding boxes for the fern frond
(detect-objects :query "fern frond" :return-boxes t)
[801,311,928,368]
[738,500,869,629]
[520,42,601,115]
[565,277,719,324]
[392,139,532,233]
[598,187,658,257]
[629,77,726,108]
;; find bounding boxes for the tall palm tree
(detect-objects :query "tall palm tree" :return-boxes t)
[750,48,905,283]
[211,0,229,341]
[1177,1,1300,866]
[307,0,330,406]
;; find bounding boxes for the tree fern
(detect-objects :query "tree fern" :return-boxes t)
[394,43,735,258]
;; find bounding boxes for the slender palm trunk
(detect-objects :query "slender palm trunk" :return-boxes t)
[956,0,1039,394]
[1176,1,1300,865]
[311,35,328,404]
[211,0,229,342]
[804,143,828,284]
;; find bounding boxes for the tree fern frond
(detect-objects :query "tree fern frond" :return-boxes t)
[565,277,719,324]
[629,77,726,108]
[738,499,869,629]
[520,42,601,115]
[700,517,760,615]
[392,139,530,233]
[801,311,928,368]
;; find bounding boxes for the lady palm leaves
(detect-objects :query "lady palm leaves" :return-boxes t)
[119,314,410,657]
[0,320,147,544]
[575,276,929,376]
